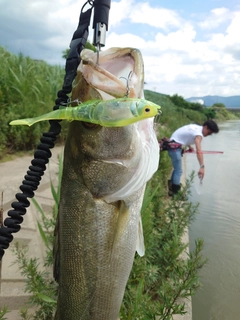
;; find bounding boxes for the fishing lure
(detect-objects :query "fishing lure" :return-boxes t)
[10,98,161,127]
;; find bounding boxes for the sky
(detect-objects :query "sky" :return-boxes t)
[0,0,240,98]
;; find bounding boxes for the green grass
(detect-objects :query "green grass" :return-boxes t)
[0,46,65,158]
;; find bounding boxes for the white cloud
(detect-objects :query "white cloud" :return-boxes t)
[0,0,239,97]
[199,7,232,29]
[189,99,204,104]
[105,32,146,49]
[109,0,182,30]
[105,2,240,97]
[129,2,182,30]
[154,24,196,52]
[109,0,135,27]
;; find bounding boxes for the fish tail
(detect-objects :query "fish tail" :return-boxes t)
[9,109,67,127]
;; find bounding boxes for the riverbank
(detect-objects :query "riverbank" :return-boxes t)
[173,154,192,320]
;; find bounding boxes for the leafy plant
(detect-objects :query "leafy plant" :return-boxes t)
[120,173,206,319]
[0,306,8,320]
[11,243,57,320]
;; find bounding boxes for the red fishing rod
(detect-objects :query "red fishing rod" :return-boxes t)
[184,150,224,154]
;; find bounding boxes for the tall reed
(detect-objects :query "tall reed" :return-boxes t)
[0,47,64,157]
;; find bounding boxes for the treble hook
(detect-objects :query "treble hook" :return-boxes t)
[59,98,81,107]
[119,71,133,97]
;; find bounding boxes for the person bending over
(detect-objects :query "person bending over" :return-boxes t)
[168,120,219,196]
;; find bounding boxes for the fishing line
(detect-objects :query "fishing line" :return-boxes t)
[185,152,224,196]
[184,150,224,154]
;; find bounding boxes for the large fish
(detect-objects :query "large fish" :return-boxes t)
[53,47,160,320]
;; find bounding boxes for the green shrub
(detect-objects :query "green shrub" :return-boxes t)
[119,171,206,319]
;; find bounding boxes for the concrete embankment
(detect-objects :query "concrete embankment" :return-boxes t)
[172,155,192,320]
[0,146,63,319]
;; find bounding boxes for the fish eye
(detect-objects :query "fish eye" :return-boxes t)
[145,107,151,113]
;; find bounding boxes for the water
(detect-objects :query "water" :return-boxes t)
[185,120,240,320]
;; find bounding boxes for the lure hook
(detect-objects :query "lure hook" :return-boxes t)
[59,98,81,107]
[119,71,133,97]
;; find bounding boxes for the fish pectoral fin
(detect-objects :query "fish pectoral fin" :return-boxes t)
[113,200,130,238]
[136,218,145,257]
[110,200,131,253]
[111,201,145,257]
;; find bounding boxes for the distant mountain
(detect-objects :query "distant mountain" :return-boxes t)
[186,95,240,108]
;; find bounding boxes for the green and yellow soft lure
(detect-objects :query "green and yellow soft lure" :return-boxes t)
[9,98,161,127]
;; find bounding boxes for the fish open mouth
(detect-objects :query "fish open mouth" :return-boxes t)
[70,47,146,129]
[76,47,145,101]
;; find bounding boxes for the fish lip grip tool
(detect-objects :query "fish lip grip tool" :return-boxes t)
[92,0,111,51]
[0,0,112,260]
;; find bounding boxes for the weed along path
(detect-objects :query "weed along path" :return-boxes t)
[0,147,191,320]
[172,156,192,320]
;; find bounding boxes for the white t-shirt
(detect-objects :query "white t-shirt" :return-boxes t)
[170,124,203,146]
